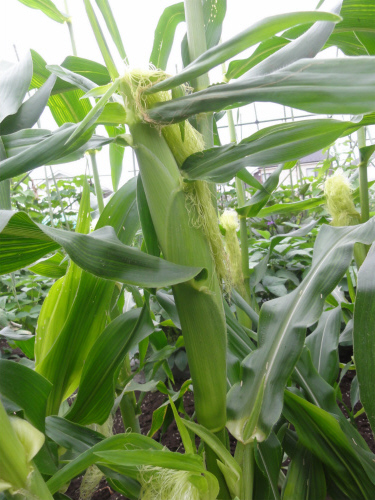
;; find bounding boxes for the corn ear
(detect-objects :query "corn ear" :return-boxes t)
[130,122,227,431]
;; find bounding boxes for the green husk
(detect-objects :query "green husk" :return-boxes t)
[139,466,219,500]
[324,174,360,226]
[121,69,228,284]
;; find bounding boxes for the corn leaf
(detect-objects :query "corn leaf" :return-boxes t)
[249,221,317,288]
[83,0,118,80]
[306,306,341,386]
[0,123,93,181]
[282,442,326,500]
[0,75,56,135]
[95,449,204,473]
[147,57,375,123]
[17,0,69,23]
[255,197,325,218]
[65,306,154,425]
[147,11,341,94]
[150,3,185,70]
[227,218,375,444]
[353,243,375,435]
[181,119,351,183]
[136,175,160,257]
[28,252,68,279]
[94,0,128,62]
[236,164,284,218]
[283,390,375,500]
[0,51,33,123]
[47,434,162,494]
[203,0,227,50]
[0,360,51,432]
[225,36,290,81]
[45,416,103,452]
[0,211,202,287]
[240,1,343,80]
[97,176,139,245]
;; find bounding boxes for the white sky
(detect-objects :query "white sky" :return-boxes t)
[1,0,346,192]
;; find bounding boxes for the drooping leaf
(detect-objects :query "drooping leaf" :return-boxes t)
[0,51,33,123]
[148,57,375,124]
[256,197,325,218]
[147,11,341,94]
[227,218,375,444]
[150,3,185,71]
[284,390,375,500]
[47,434,163,494]
[241,1,343,80]
[0,360,52,431]
[0,123,93,181]
[17,0,69,23]
[0,75,56,135]
[181,119,351,183]
[0,211,203,287]
[225,36,290,81]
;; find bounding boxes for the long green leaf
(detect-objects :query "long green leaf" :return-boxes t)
[353,243,375,435]
[147,57,375,123]
[306,306,341,386]
[255,197,325,218]
[226,218,375,444]
[0,211,202,287]
[94,0,128,62]
[65,306,154,425]
[95,449,204,473]
[283,390,375,500]
[181,119,351,183]
[282,442,326,500]
[47,433,163,493]
[0,75,56,135]
[0,123,92,181]
[149,3,185,70]
[0,360,51,431]
[17,0,69,23]
[236,164,284,218]
[242,1,343,80]
[147,11,341,94]
[0,51,32,123]
[83,0,119,80]
[225,36,290,81]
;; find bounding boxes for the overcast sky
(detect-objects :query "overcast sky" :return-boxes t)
[1,0,340,190]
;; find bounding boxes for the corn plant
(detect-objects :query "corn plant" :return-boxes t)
[1,0,375,499]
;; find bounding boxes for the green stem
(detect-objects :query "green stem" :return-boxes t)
[44,166,54,227]
[358,127,369,223]
[205,435,231,500]
[239,442,255,500]
[64,1,77,56]
[119,393,140,433]
[90,151,105,214]
[0,138,10,210]
[49,167,70,230]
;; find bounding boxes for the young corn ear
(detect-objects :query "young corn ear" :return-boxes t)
[121,71,227,431]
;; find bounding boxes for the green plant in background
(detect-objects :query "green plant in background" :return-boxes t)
[1,0,375,499]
